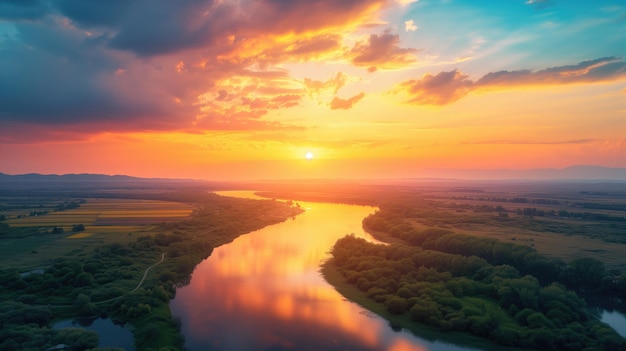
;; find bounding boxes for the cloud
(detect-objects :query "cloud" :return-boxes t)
[404,20,418,32]
[52,0,388,57]
[393,57,626,105]
[525,0,553,9]
[350,29,418,72]
[330,92,366,110]
[476,57,626,87]
[393,70,473,105]
[304,73,348,99]
[241,95,301,110]
[0,0,395,141]
[462,139,597,146]
[0,0,48,20]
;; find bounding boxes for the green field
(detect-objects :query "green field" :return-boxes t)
[0,198,194,271]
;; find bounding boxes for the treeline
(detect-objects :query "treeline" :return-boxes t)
[515,208,626,222]
[574,202,626,212]
[1,199,85,220]
[451,196,562,205]
[0,224,85,238]
[363,211,626,295]
[330,235,626,350]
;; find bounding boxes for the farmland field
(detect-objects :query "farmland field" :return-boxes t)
[0,198,194,271]
[5,198,194,226]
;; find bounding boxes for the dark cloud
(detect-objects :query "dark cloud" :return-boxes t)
[330,92,366,110]
[0,19,198,132]
[350,29,417,72]
[0,0,48,20]
[52,0,133,28]
[54,0,386,57]
[108,0,224,57]
[393,57,626,105]
[0,0,394,142]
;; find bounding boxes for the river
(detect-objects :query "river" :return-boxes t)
[170,191,482,351]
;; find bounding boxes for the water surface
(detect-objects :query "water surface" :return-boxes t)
[170,191,480,351]
[53,317,134,350]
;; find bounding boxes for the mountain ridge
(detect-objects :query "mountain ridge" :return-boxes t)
[1,165,626,182]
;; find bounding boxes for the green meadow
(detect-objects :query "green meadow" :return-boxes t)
[1,198,194,272]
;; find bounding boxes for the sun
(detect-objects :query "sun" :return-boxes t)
[305,151,314,160]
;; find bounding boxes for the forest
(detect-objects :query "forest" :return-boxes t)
[327,197,626,350]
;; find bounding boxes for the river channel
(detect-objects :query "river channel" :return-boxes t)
[170,191,482,351]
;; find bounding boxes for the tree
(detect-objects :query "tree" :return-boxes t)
[72,224,85,232]
[386,296,408,314]
[74,294,97,317]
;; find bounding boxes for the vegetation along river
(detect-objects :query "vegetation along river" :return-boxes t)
[170,191,483,351]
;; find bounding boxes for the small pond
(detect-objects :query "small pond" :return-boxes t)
[53,317,135,350]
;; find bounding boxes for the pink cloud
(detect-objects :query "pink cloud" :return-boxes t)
[394,70,473,105]
[393,57,626,105]
[350,30,418,72]
[330,92,366,110]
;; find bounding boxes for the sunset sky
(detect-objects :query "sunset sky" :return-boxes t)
[1,0,625,180]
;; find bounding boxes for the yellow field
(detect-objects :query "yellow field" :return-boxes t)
[1,199,194,270]
[5,198,194,227]
[66,232,92,239]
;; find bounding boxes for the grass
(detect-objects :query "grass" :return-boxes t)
[0,197,193,272]
[66,232,92,239]
[5,198,193,227]
[384,192,626,272]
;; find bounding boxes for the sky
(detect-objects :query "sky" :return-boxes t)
[0,0,625,180]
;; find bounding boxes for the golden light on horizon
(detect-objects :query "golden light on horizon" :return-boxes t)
[305,151,314,160]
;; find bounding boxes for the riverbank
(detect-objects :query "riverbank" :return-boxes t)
[320,259,519,351]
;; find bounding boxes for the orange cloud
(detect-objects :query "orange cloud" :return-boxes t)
[330,92,366,110]
[393,57,626,105]
[393,70,473,105]
[350,30,418,72]
[304,73,348,98]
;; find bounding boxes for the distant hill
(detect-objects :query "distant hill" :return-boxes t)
[0,172,142,182]
[1,165,626,184]
[0,173,212,193]
[416,165,626,181]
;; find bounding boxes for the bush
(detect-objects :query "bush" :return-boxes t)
[385,296,408,314]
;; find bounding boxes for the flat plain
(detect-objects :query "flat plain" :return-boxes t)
[0,198,194,271]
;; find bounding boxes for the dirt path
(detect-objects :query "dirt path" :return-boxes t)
[93,252,166,305]
[130,252,166,294]
[46,252,166,308]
